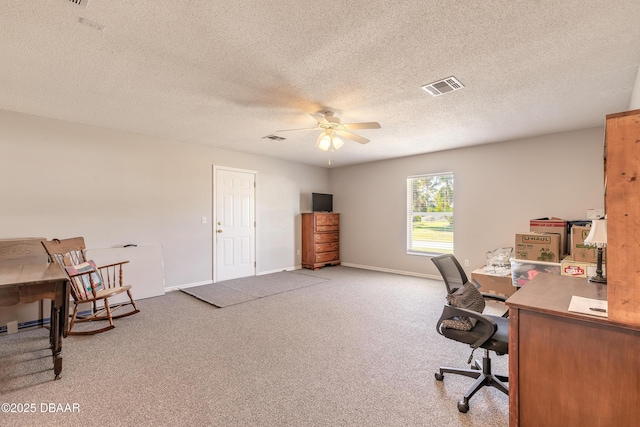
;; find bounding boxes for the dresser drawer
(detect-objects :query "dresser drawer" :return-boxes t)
[315,242,339,253]
[315,214,339,227]
[315,251,339,263]
[316,225,339,232]
[315,233,339,243]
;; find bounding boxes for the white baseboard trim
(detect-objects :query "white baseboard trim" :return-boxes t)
[165,264,438,292]
[165,266,304,292]
[340,262,442,281]
[257,265,301,276]
[165,280,212,293]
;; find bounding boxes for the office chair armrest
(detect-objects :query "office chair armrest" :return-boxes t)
[436,305,498,349]
[480,293,507,302]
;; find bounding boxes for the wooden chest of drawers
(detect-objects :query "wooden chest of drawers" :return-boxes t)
[302,212,340,270]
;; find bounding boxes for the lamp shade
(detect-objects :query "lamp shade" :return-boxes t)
[316,130,344,151]
[316,133,331,151]
[584,219,607,247]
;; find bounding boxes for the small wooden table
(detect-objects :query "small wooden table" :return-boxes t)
[0,263,69,379]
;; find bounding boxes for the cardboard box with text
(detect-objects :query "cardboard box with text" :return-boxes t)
[570,225,605,263]
[515,232,561,262]
[530,218,567,255]
[561,255,603,278]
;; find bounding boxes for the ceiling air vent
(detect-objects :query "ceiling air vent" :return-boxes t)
[262,134,286,141]
[421,76,464,97]
[66,0,89,7]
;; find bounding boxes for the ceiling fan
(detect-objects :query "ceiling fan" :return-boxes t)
[277,111,381,151]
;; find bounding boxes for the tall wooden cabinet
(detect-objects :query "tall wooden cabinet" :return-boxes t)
[301,213,340,270]
[605,109,640,326]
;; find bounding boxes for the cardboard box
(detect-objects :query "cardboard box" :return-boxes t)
[566,220,592,255]
[586,209,604,219]
[570,225,606,263]
[471,267,516,297]
[530,218,567,255]
[515,232,561,262]
[561,255,603,278]
[511,258,561,287]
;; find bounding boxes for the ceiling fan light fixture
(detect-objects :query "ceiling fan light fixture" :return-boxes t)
[317,133,332,151]
[316,130,344,152]
[279,112,379,151]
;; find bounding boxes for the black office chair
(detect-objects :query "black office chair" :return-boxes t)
[431,254,509,413]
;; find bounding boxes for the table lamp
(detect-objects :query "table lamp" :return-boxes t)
[583,219,607,284]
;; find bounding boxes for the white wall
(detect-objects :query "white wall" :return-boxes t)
[0,109,611,286]
[0,110,330,288]
[330,127,605,278]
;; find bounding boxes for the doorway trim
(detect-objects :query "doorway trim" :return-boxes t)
[212,165,258,283]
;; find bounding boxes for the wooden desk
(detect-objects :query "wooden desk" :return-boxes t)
[0,263,69,379]
[506,273,640,426]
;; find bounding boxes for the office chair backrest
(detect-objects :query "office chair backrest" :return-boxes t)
[431,254,469,294]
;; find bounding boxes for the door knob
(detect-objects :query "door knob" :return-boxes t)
[217,229,223,233]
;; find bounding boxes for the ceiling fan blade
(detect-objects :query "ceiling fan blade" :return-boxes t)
[310,113,330,125]
[336,130,369,144]
[275,127,320,132]
[342,121,381,130]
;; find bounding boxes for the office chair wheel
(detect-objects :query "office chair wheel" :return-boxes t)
[435,372,444,381]
[457,400,469,413]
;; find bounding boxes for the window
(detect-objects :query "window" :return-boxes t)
[407,173,454,255]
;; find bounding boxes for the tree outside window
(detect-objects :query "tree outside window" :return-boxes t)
[407,173,454,255]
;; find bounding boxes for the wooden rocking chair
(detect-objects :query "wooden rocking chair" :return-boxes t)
[41,237,140,335]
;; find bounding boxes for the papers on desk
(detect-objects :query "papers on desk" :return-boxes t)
[568,295,608,318]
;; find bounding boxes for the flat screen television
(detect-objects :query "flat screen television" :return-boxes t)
[312,193,333,212]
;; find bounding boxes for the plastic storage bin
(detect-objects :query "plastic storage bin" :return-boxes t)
[511,258,561,287]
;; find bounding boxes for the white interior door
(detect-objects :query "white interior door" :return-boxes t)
[214,168,256,282]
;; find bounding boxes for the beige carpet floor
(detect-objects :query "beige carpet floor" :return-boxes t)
[0,266,509,426]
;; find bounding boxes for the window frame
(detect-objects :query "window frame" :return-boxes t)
[406,172,454,256]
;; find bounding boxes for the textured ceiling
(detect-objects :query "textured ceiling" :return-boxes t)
[1,1,639,167]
